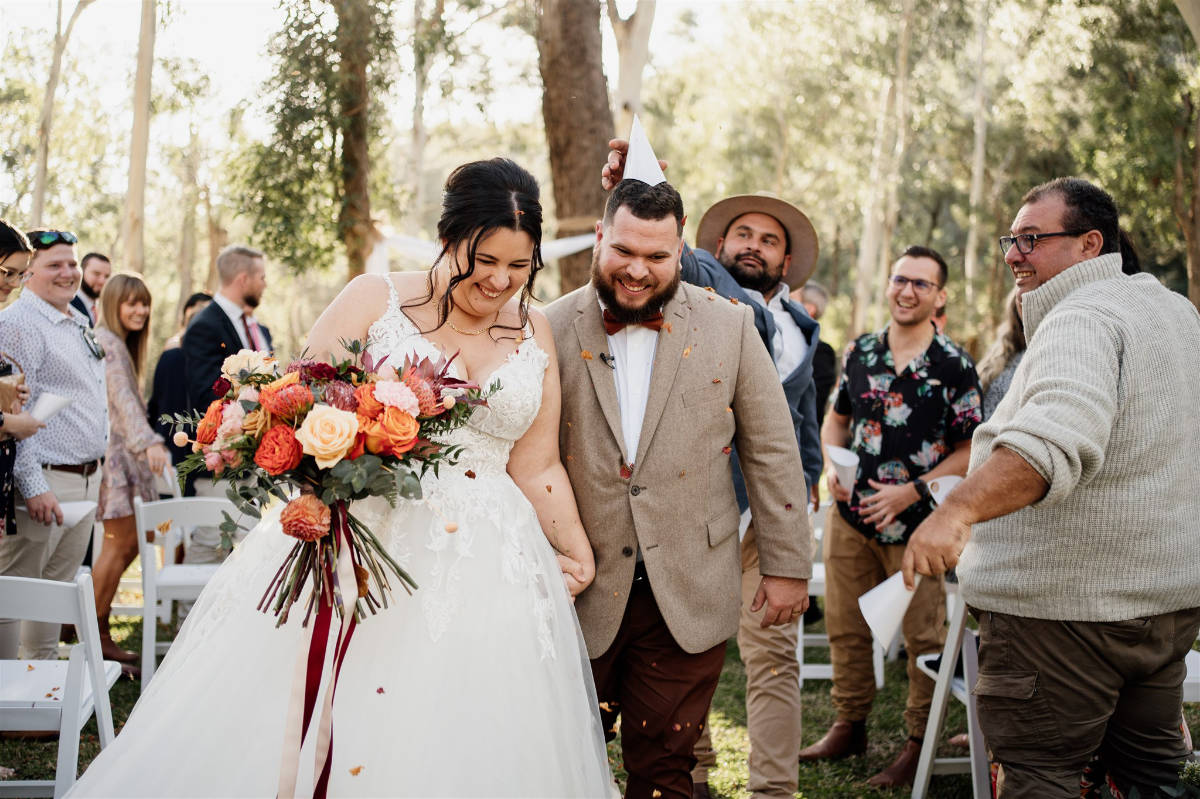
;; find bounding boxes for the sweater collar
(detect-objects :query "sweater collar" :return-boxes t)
[1021,252,1123,338]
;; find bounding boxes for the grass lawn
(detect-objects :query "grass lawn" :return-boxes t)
[4,613,1197,798]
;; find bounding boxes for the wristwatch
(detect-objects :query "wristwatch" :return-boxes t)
[913,477,931,501]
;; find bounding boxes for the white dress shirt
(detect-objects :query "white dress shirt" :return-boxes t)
[212,292,257,351]
[600,303,658,464]
[742,287,808,380]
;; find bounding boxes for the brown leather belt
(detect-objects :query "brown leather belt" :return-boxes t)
[45,460,101,477]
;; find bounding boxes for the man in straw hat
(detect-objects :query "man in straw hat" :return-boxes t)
[603,143,822,799]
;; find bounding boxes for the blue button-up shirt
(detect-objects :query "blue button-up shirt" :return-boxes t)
[0,291,107,498]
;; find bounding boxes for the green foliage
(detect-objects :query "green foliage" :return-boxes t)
[238,0,396,274]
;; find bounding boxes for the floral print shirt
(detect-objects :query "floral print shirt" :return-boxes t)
[833,324,982,543]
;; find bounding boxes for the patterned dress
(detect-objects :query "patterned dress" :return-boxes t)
[95,327,163,521]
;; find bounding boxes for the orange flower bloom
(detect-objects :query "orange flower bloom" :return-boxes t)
[362,408,420,457]
[254,425,304,475]
[354,383,384,420]
[280,494,331,542]
[260,382,314,420]
[195,400,225,446]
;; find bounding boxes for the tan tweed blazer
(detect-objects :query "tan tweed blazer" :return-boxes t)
[547,282,813,658]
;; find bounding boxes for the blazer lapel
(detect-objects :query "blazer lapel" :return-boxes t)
[572,287,630,464]
[633,288,691,467]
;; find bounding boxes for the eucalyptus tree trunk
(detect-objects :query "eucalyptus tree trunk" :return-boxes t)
[962,0,991,333]
[120,0,156,273]
[536,0,614,292]
[850,80,895,336]
[333,0,377,282]
[409,0,446,228]
[175,131,200,321]
[607,0,655,137]
[31,0,96,226]
[1172,0,1200,309]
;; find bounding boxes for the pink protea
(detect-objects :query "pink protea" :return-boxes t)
[401,368,440,417]
[322,380,358,412]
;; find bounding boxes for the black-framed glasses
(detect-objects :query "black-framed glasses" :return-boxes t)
[998,230,1087,257]
[0,263,29,284]
[81,325,105,360]
[28,230,78,250]
[888,275,941,295]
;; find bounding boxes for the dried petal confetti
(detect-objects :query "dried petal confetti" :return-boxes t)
[704,286,715,292]
[730,297,739,304]
[678,470,686,478]
[712,378,722,384]
[722,446,732,455]
[377,687,385,694]
[464,470,476,479]
[672,723,682,732]
[444,522,458,533]
[726,407,733,413]
[545,485,552,494]
[349,766,363,776]
[26,664,33,671]
[620,463,633,480]
[598,702,612,712]
[683,347,691,358]
[785,503,793,510]
[580,350,594,360]
[664,322,672,333]
[653,791,662,798]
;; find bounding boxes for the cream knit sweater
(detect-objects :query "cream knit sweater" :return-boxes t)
[957,253,1200,621]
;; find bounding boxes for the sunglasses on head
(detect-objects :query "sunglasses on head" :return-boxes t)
[28,230,78,250]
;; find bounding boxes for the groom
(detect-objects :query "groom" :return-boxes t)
[547,178,813,799]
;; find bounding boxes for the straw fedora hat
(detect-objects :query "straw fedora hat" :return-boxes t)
[695,193,819,289]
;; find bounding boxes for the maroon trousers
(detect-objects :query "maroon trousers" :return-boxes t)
[590,577,727,799]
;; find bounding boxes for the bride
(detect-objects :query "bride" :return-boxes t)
[69,159,615,798]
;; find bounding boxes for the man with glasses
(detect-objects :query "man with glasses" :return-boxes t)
[904,178,1200,796]
[0,229,108,660]
[801,245,981,787]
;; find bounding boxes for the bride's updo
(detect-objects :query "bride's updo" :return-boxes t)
[426,158,545,339]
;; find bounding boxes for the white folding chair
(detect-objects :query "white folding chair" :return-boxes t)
[796,502,886,690]
[0,573,121,798]
[911,587,989,799]
[135,496,237,691]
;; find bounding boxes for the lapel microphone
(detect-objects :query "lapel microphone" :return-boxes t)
[598,352,616,370]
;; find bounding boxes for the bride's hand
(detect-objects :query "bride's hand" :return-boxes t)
[557,553,594,602]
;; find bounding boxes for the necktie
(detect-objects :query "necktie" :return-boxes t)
[602,309,664,336]
[242,314,264,351]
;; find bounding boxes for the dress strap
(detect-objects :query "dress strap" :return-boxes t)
[380,273,402,314]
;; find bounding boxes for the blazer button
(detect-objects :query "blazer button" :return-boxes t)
[630,485,641,496]
[621,546,634,557]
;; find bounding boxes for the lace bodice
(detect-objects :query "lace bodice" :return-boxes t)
[366,276,549,478]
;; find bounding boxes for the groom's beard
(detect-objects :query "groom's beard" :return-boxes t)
[590,248,680,324]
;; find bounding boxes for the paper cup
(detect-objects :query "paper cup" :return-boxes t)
[926,475,963,506]
[825,445,859,493]
[858,571,922,646]
[30,392,71,422]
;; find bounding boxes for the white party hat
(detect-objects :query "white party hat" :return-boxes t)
[624,114,667,186]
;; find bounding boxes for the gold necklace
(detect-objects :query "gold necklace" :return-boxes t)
[447,319,488,336]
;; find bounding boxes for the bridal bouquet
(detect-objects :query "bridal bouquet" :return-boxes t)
[166,341,488,626]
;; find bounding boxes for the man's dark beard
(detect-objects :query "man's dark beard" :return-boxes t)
[590,249,679,324]
[243,292,260,309]
[719,248,783,296]
[80,280,100,300]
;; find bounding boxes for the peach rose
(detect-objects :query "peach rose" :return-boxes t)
[354,383,384,420]
[280,494,331,542]
[294,404,359,468]
[254,425,304,475]
[195,400,225,446]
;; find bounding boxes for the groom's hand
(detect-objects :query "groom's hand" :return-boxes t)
[751,575,809,628]
[557,553,593,603]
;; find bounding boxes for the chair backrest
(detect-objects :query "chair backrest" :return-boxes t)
[0,574,90,625]
[134,496,240,554]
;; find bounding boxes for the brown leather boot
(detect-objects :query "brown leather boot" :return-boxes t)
[866,737,922,788]
[797,719,867,762]
[97,615,139,664]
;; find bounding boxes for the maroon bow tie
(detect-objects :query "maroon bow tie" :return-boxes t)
[602,309,664,336]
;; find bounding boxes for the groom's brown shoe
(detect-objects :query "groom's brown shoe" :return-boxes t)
[797,719,867,762]
[866,737,922,788]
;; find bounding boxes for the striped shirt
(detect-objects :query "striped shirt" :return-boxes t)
[0,290,107,498]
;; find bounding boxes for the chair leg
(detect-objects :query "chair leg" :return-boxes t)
[961,629,990,799]
[54,647,86,798]
[912,596,968,799]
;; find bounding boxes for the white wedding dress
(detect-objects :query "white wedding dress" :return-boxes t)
[69,281,614,798]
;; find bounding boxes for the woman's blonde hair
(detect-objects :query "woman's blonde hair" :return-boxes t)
[977,287,1025,392]
[98,273,153,378]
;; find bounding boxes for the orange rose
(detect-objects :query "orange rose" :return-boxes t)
[346,430,367,461]
[195,400,225,446]
[363,407,419,457]
[254,425,303,475]
[354,383,384,420]
[280,494,331,542]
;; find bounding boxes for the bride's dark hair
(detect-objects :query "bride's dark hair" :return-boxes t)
[407,158,545,340]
